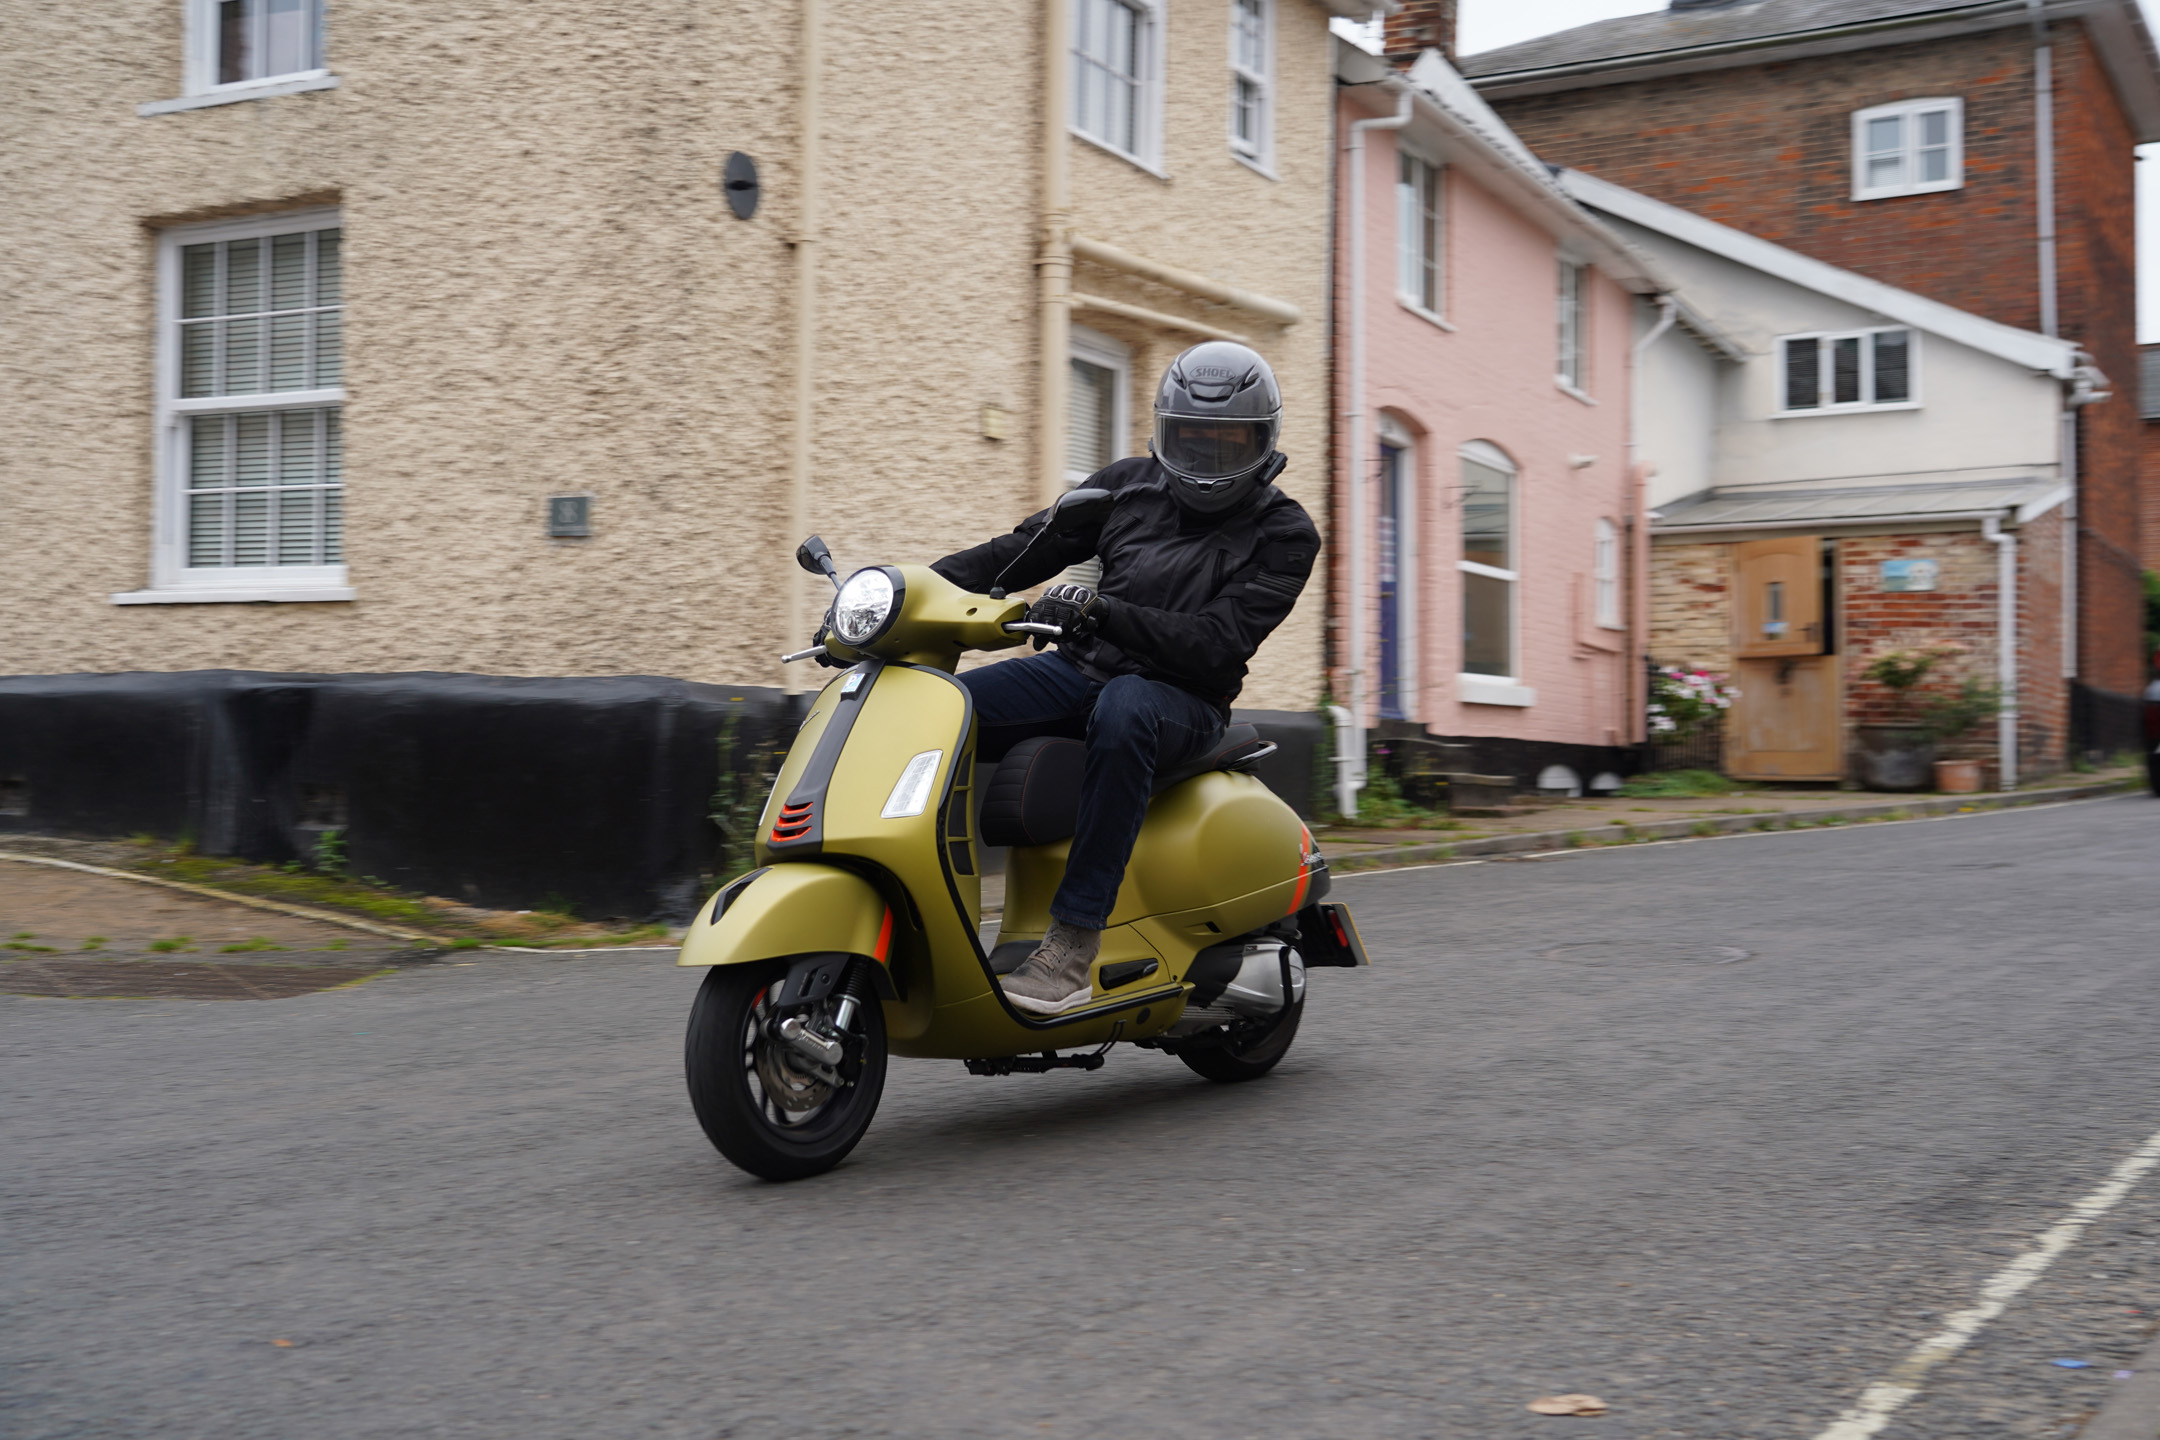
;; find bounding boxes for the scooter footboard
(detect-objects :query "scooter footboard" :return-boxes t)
[677,863,896,977]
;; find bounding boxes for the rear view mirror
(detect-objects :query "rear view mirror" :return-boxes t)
[1051,488,1113,535]
[796,535,839,584]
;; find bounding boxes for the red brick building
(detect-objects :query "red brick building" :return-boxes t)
[1455,0,2160,740]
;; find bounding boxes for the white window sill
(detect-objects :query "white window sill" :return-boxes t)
[1397,296,1456,332]
[1556,380,1597,406]
[1231,149,1279,182]
[113,584,355,605]
[1852,180,1962,202]
[138,73,338,116]
[1072,128,1169,181]
[1774,400,1922,417]
[1459,674,1536,707]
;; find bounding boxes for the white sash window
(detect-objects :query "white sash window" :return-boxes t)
[119,210,351,604]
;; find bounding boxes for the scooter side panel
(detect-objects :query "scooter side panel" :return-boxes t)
[676,863,890,970]
[1002,771,1304,941]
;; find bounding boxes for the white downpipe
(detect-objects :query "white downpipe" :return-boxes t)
[784,0,823,696]
[1039,0,1074,509]
[1984,514,2020,791]
[2032,0,2059,339]
[1326,704,1360,818]
[1626,296,1678,745]
[1342,85,1412,819]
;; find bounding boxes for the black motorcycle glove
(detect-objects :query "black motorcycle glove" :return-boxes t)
[1025,583,1101,651]
[811,602,846,668]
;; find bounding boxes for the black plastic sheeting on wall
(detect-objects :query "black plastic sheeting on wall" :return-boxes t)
[2069,680,2145,761]
[0,672,1325,923]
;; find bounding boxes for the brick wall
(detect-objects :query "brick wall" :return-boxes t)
[2017,505,2070,774]
[1648,541,1733,674]
[1490,20,2147,696]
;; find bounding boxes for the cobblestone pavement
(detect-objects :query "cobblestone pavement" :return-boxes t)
[3,795,2157,1439]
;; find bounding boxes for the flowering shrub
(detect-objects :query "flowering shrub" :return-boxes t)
[1647,666,1739,738]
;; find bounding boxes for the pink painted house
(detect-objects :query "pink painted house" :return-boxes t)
[1331,39,1665,811]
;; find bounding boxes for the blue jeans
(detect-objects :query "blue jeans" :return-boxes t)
[960,652,1224,930]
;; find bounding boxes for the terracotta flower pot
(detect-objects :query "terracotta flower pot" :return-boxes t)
[1854,725,1938,791]
[1933,758,1983,793]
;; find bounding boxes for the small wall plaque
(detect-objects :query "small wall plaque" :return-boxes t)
[548,495,592,538]
[1879,558,1939,592]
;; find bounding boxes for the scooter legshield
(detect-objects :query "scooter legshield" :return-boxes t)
[676,863,893,972]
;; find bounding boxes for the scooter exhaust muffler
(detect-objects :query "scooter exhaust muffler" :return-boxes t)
[1168,942,1306,1035]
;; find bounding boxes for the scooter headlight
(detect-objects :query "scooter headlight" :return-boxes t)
[831,567,899,646]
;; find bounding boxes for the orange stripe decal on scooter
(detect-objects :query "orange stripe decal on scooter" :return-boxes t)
[873,906,893,963]
[1287,824,1314,913]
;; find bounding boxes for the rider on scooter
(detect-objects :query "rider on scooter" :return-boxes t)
[927,341,1319,1015]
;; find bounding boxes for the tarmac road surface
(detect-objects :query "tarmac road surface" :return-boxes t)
[5,794,2158,1439]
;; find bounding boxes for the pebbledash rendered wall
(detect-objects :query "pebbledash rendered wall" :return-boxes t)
[1648,521,2069,783]
[0,0,1337,698]
[0,0,1347,913]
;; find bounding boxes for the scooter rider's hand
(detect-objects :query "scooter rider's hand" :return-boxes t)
[1025,583,1101,651]
[811,602,847,667]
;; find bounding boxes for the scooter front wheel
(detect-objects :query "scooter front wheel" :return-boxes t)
[685,961,887,1181]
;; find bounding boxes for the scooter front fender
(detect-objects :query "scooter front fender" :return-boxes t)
[677,863,894,975]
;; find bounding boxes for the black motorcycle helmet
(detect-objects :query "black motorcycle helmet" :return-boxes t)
[1150,341,1282,515]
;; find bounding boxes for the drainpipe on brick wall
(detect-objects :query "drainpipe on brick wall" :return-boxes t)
[1984,514,2020,790]
[1341,85,1413,818]
[784,0,823,696]
[1038,0,1075,510]
[1627,295,1678,746]
[2030,0,2075,686]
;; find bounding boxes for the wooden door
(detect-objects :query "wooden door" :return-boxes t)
[1726,538,1841,780]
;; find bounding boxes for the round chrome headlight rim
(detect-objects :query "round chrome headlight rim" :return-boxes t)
[829,566,904,648]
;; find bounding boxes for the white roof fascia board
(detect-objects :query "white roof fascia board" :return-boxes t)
[1324,0,1400,16]
[1373,53,1670,293]
[1559,169,2081,377]
[1670,296,1748,361]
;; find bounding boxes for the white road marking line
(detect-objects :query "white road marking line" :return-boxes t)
[1811,1126,2160,1440]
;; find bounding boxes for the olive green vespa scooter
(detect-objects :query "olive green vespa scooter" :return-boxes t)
[679,488,1370,1180]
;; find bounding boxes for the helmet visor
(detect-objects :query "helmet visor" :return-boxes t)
[1154,415,1271,482]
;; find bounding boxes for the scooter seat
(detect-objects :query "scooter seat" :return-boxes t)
[979,724,1270,849]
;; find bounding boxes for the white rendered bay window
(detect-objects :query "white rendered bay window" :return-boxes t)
[120,211,349,604]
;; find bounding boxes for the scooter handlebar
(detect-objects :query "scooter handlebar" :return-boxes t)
[1002,621,1065,637]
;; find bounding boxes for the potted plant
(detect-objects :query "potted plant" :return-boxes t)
[1921,678,2004,792]
[1855,645,1959,791]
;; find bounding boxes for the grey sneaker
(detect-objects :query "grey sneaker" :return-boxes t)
[1000,921,1101,1015]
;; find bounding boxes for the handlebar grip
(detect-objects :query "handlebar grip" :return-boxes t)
[1002,621,1065,637]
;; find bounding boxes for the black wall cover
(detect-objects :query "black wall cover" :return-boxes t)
[723,152,759,220]
[0,671,1324,921]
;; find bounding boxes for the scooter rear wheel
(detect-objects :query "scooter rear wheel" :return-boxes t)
[685,961,887,1181]
[1177,995,1303,1084]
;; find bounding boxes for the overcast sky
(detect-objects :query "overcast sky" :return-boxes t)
[1407,0,2160,343]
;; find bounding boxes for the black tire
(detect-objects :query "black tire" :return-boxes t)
[685,962,887,1181]
[1177,995,1304,1084]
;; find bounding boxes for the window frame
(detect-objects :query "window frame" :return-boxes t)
[1457,439,1527,702]
[1556,258,1590,399]
[1228,0,1274,173]
[120,208,352,605]
[1072,0,1167,174]
[1775,327,1923,416]
[1593,516,1622,630]
[1066,326,1133,488]
[184,0,329,97]
[1395,149,1447,324]
[1851,98,1964,201]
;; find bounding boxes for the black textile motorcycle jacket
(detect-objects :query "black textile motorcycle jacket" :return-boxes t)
[929,456,1319,711]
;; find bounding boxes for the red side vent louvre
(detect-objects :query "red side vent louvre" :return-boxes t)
[771,800,815,843]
